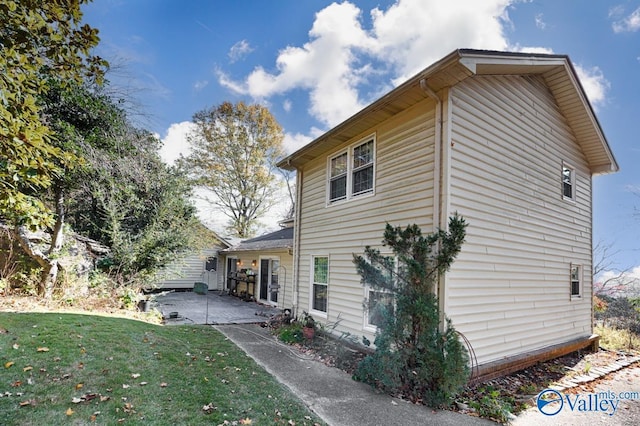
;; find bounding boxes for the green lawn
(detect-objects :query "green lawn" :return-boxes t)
[0,312,324,425]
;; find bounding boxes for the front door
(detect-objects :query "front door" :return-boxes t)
[226,257,237,291]
[259,258,279,305]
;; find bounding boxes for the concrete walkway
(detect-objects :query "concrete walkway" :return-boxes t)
[216,323,496,426]
[151,291,280,325]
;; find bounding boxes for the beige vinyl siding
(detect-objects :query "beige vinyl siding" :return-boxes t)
[445,75,593,365]
[157,248,221,290]
[296,99,437,335]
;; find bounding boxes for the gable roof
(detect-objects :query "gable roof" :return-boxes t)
[224,227,293,253]
[277,48,618,175]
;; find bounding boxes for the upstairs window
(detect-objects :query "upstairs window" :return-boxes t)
[329,153,347,202]
[562,163,575,201]
[352,140,374,195]
[328,136,375,204]
[570,264,581,298]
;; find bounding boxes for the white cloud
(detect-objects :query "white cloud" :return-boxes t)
[574,64,610,110]
[612,6,640,33]
[369,0,511,83]
[219,0,513,128]
[283,99,292,112]
[535,13,546,30]
[194,80,208,91]
[159,121,195,165]
[228,40,254,63]
[282,127,324,154]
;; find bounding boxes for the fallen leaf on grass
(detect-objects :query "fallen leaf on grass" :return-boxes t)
[66,407,74,416]
[23,366,32,372]
[239,418,252,424]
[159,382,168,387]
[5,361,14,368]
[100,395,110,402]
[19,399,35,407]
[202,403,217,414]
[37,347,49,352]
[75,383,84,390]
[122,384,130,389]
[12,343,19,349]
[11,381,22,387]
[131,373,140,379]
[139,382,147,386]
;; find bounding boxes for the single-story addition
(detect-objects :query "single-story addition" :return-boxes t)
[220,219,294,309]
[155,228,230,291]
[277,49,619,380]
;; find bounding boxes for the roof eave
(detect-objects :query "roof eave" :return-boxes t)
[278,49,619,175]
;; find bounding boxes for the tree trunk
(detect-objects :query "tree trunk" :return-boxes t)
[15,226,60,298]
[50,187,65,252]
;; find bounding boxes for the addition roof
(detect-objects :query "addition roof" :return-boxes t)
[224,227,293,253]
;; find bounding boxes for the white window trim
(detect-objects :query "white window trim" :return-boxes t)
[363,285,395,333]
[259,255,280,306]
[327,134,376,205]
[562,162,576,202]
[362,255,397,332]
[309,255,329,318]
[570,263,582,300]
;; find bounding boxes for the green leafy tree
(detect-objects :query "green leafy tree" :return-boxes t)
[353,215,469,407]
[181,101,285,238]
[68,128,201,287]
[0,0,107,229]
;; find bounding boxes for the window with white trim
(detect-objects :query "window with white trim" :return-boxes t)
[328,136,375,203]
[311,256,328,313]
[570,264,581,298]
[365,288,394,330]
[363,256,398,331]
[562,163,575,201]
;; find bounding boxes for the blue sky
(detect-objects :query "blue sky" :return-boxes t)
[82,0,640,278]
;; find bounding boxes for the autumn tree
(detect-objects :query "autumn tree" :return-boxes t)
[181,101,285,238]
[0,0,107,229]
[353,215,469,407]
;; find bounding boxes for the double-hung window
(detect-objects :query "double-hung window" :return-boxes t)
[311,256,328,314]
[562,163,575,201]
[328,136,375,203]
[364,256,398,331]
[570,264,581,298]
[329,153,347,202]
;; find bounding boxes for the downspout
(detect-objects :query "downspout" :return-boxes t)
[419,79,441,237]
[292,164,303,315]
[420,79,450,324]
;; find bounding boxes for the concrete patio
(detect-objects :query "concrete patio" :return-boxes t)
[150,290,281,325]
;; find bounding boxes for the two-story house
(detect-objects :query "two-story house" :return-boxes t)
[277,49,618,380]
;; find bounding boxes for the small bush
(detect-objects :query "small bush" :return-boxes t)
[595,324,640,351]
[278,322,304,344]
[468,386,514,424]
